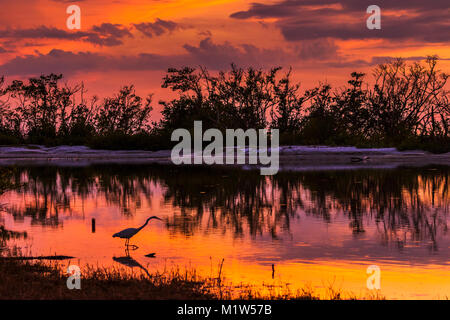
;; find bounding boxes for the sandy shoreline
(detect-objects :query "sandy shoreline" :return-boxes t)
[0,145,448,170]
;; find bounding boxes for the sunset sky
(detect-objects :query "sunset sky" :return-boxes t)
[0,0,448,118]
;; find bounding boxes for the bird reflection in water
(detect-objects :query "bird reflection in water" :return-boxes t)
[112,248,154,278]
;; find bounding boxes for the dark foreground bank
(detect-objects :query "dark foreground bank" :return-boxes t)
[0,257,386,300]
[0,257,214,300]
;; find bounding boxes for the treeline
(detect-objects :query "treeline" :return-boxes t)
[0,57,448,152]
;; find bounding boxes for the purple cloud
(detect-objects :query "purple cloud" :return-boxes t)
[0,38,305,76]
[133,19,180,38]
[0,23,132,47]
[231,0,450,43]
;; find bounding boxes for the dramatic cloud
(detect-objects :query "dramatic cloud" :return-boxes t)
[0,38,311,76]
[0,23,132,47]
[133,19,180,38]
[231,0,450,18]
[231,0,450,43]
[0,49,167,76]
[0,19,184,47]
[296,39,339,60]
[280,11,450,42]
[91,23,133,39]
[182,38,297,69]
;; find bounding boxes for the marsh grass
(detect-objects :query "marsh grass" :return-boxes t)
[0,257,215,299]
[0,257,386,300]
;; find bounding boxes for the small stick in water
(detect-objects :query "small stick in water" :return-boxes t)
[92,218,96,233]
[272,264,275,279]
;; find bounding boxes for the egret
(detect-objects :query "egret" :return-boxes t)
[113,216,162,248]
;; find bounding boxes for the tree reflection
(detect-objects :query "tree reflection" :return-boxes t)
[1,164,448,250]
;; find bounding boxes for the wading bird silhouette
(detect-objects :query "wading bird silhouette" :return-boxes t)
[113,216,162,249]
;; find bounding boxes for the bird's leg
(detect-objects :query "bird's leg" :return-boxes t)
[125,238,138,250]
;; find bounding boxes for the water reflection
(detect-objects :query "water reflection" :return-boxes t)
[0,225,27,252]
[1,164,449,299]
[113,251,152,278]
[3,164,448,251]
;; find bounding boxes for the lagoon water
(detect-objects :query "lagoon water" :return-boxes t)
[1,164,449,299]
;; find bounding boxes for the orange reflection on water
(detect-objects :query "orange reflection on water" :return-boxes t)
[1,165,449,299]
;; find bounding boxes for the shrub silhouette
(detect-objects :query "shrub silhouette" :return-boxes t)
[0,57,448,152]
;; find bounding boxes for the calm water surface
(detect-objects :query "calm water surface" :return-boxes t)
[1,164,449,299]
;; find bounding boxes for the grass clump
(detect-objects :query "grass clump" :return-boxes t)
[0,258,214,300]
[0,257,386,300]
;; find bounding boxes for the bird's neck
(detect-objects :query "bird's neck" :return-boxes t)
[138,219,150,231]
